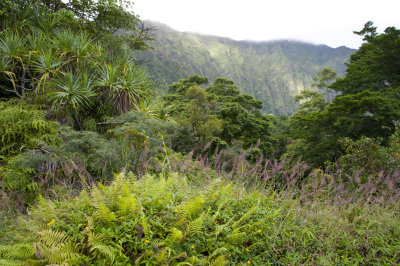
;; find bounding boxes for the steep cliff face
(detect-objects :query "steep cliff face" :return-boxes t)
[137,21,356,115]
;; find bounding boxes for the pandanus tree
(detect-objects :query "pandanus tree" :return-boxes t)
[0,0,154,129]
[51,72,96,129]
[97,62,152,115]
[0,31,30,98]
[32,48,64,93]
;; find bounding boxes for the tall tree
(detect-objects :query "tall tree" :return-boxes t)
[165,76,273,155]
[288,22,400,166]
[311,67,338,101]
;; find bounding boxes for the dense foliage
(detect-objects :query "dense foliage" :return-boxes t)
[164,75,274,156]
[287,22,400,166]
[1,164,399,264]
[0,2,399,265]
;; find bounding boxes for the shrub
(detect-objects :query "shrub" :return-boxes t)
[1,172,399,265]
[0,103,60,156]
[0,172,286,264]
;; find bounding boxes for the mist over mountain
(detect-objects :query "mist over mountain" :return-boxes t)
[137,21,356,115]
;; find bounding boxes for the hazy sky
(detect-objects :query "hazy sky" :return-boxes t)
[133,0,399,49]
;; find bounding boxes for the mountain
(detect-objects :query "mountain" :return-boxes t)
[136,21,356,115]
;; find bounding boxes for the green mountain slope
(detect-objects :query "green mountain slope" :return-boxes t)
[137,21,356,115]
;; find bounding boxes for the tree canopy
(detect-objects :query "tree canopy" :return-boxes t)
[288,22,400,165]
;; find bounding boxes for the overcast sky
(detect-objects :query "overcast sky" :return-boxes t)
[133,0,399,49]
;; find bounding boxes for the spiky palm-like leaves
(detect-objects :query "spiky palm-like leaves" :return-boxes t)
[52,72,96,110]
[0,31,30,97]
[97,64,151,114]
[32,8,61,35]
[31,49,63,92]
[51,72,96,129]
[0,31,26,60]
[54,30,96,68]
[0,56,17,92]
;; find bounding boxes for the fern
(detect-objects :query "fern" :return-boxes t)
[180,195,204,219]
[34,229,83,264]
[0,245,12,257]
[0,259,29,266]
[212,199,228,221]
[0,244,35,260]
[87,231,117,263]
[186,212,205,236]
[109,172,126,200]
[226,232,246,243]
[141,216,150,236]
[165,228,183,247]
[117,194,139,216]
[40,242,80,264]
[209,247,228,260]
[210,255,227,266]
[213,224,227,238]
[89,243,116,264]
[90,185,106,208]
[155,249,168,263]
[232,206,258,229]
[8,244,35,260]
[95,203,116,223]
[37,229,70,248]
[134,250,155,265]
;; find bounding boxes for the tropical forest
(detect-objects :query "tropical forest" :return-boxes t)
[0,0,399,265]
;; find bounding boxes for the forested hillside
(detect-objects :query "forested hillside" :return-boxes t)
[0,1,399,265]
[137,21,355,114]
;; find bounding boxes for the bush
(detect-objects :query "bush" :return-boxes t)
[0,103,60,156]
[60,128,124,180]
[1,172,399,265]
[336,132,400,174]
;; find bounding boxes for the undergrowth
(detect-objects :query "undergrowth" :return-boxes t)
[0,172,399,265]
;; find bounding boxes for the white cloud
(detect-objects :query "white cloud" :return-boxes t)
[133,0,400,48]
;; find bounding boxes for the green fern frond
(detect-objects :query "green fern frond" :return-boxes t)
[141,217,149,236]
[142,174,168,204]
[151,239,164,249]
[85,215,94,234]
[0,245,12,257]
[117,194,139,216]
[109,172,126,200]
[214,224,226,238]
[187,255,207,265]
[41,242,80,264]
[87,230,116,263]
[90,185,106,208]
[217,184,234,197]
[89,243,116,264]
[155,249,168,263]
[174,262,191,266]
[209,247,228,260]
[180,195,204,219]
[169,252,187,263]
[232,206,258,229]
[37,229,70,248]
[8,243,35,259]
[95,203,116,223]
[0,259,29,266]
[186,212,205,236]
[212,199,228,221]
[226,232,246,243]
[0,244,35,260]
[134,250,155,265]
[165,228,183,246]
[210,255,227,266]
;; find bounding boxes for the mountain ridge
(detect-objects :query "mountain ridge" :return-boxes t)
[137,20,356,115]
